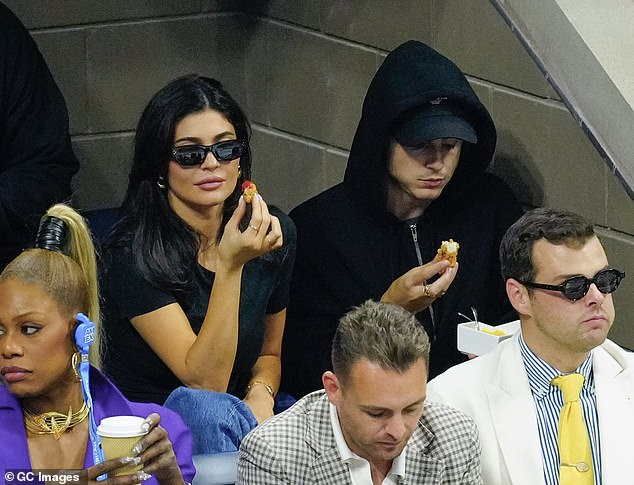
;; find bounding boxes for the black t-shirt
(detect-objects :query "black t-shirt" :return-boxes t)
[100,210,296,404]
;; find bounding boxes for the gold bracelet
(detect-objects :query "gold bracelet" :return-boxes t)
[246,380,276,399]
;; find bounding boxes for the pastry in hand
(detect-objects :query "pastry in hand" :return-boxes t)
[437,239,459,267]
[242,180,258,203]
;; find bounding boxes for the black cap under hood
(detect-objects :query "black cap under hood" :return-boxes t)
[343,40,497,217]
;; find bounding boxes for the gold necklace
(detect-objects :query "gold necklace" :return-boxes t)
[23,401,89,440]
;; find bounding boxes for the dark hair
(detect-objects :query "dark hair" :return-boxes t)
[108,74,252,292]
[331,300,430,386]
[499,207,596,284]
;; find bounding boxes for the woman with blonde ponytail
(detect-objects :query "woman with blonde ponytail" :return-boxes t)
[0,204,194,482]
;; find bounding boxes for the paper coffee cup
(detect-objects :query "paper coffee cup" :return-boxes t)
[97,416,148,476]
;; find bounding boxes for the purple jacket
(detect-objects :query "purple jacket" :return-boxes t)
[0,367,195,483]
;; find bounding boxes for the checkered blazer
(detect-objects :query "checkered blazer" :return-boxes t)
[237,390,482,484]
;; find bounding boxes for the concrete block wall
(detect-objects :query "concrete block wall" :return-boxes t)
[8,0,633,347]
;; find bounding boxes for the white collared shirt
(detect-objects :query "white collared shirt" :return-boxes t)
[329,403,407,485]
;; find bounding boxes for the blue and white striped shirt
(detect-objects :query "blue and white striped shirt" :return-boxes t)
[519,333,602,485]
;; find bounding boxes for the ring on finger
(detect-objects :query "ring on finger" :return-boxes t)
[249,224,260,231]
[423,284,433,298]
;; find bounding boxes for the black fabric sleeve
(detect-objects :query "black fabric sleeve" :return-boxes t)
[281,246,340,397]
[281,203,350,399]
[101,247,177,320]
[265,209,297,315]
[0,5,79,267]
[486,173,525,324]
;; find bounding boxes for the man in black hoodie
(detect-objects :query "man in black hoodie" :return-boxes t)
[282,40,523,399]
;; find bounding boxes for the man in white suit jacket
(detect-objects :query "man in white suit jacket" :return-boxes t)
[428,208,633,485]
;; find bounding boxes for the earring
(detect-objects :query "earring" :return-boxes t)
[238,166,242,178]
[71,352,82,382]
[157,175,167,189]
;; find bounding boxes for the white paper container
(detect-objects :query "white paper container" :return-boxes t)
[457,320,520,356]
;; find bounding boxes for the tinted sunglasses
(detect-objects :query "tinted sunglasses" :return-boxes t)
[172,140,247,166]
[519,268,625,301]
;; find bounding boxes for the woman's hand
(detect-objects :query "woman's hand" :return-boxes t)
[217,194,283,271]
[129,413,184,484]
[381,256,458,314]
[84,413,185,484]
[244,383,275,424]
[83,456,150,484]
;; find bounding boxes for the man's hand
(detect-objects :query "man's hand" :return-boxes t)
[381,257,458,314]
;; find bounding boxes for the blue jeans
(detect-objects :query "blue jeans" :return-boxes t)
[164,387,258,455]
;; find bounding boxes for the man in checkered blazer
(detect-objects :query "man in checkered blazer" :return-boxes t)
[238,300,482,484]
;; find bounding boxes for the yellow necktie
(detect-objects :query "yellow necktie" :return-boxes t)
[551,373,594,484]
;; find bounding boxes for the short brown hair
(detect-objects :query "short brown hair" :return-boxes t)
[499,207,595,284]
[331,300,430,385]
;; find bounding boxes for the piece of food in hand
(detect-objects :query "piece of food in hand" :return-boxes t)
[437,239,460,267]
[242,180,258,203]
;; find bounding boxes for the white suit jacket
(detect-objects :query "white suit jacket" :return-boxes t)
[427,333,634,485]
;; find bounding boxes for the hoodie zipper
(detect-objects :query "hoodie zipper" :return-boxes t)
[409,223,423,266]
[409,222,436,340]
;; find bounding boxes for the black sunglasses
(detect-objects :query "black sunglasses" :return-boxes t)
[172,140,247,166]
[519,268,625,301]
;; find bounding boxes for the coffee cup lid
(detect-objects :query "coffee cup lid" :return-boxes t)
[97,415,147,438]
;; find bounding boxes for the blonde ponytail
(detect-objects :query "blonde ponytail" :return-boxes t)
[0,203,102,365]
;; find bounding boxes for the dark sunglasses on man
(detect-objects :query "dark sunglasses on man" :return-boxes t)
[172,139,247,167]
[518,268,625,302]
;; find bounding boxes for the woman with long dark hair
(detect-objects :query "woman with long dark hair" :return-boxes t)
[100,74,295,452]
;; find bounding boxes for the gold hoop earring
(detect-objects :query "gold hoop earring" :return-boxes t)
[157,176,167,189]
[71,352,82,382]
[238,166,242,178]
